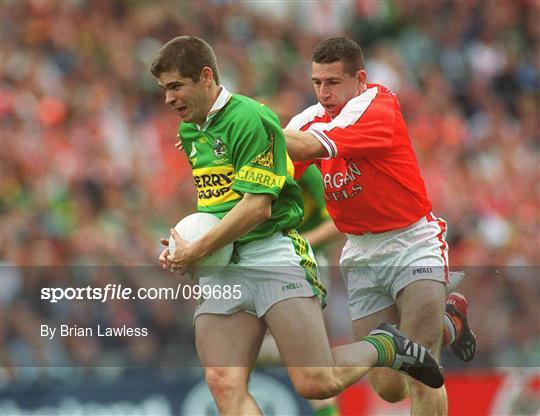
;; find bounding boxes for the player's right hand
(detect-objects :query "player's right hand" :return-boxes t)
[159,236,196,278]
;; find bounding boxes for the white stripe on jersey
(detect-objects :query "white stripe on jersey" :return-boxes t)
[310,130,338,159]
[285,103,325,130]
[310,129,336,159]
[308,86,379,159]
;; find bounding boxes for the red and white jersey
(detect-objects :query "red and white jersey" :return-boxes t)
[287,84,432,235]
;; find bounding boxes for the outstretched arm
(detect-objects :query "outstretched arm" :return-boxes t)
[283,129,327,161]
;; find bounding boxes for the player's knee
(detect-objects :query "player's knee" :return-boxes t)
[290,368,342,400]
[402,322,443,357]
[418,329,443,353]
[205,368,247,401]
[369,371,408,403]
[374,383,408,403]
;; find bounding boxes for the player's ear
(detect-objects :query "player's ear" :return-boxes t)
[357,69,367,84]
[200,67,214,85]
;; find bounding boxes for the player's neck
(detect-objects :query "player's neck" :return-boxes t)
[196,84,222,127]
[208,84,222,107]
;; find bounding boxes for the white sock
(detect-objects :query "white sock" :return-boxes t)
[444,313,457,344]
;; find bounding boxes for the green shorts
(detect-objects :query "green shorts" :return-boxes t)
[194,230,326,319]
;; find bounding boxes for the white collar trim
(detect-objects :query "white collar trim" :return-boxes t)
[197,85,232,131]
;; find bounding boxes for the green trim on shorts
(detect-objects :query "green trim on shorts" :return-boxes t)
[283,229,327,304]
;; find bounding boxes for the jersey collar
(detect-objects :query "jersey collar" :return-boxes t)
[196,85,232,131]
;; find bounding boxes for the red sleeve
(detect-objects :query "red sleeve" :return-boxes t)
[292,160,313,180]
[307,88,396,159]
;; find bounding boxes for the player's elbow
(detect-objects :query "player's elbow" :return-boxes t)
[284,140,304,161]
[254,203,272,223]
[248,204,271,228]
[244,194,272,224]
[286,140,307,161]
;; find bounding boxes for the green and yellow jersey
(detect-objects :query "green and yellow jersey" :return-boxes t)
[179,86,304,246]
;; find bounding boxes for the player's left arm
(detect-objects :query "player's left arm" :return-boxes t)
[194,192,272,256]
[283,129,327,161]
[161,193,272,271]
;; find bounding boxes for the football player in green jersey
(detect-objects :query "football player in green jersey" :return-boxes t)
[151,36,443,415]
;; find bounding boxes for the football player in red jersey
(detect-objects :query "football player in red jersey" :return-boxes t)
[284,37,476,415]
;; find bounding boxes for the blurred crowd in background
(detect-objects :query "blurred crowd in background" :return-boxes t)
[2,0,539,385]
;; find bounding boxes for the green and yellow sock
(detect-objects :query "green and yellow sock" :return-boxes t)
[314,404,340,416]
[363,334,396,367]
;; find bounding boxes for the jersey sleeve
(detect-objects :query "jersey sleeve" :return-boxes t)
[229,109,288,199]
[306,87,396,159]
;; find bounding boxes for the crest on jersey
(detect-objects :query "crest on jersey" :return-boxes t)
[252,133,274,168]
[213,138,227,159]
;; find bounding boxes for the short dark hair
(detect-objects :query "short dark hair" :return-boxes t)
[150,36,220,84]
[312,37,364,76]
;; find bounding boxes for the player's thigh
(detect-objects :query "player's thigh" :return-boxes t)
[195,311,267,367]
[396,279,447,354]
[264,296,338,395]
[264,296,333,367]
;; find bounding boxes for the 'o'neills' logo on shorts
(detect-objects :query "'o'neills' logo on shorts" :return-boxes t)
[192,166,241,207]
[412,267,433,275]
[282,282,303,291]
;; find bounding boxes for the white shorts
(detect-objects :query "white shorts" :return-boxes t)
[340,214,449,321]
[194,230,326,320]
